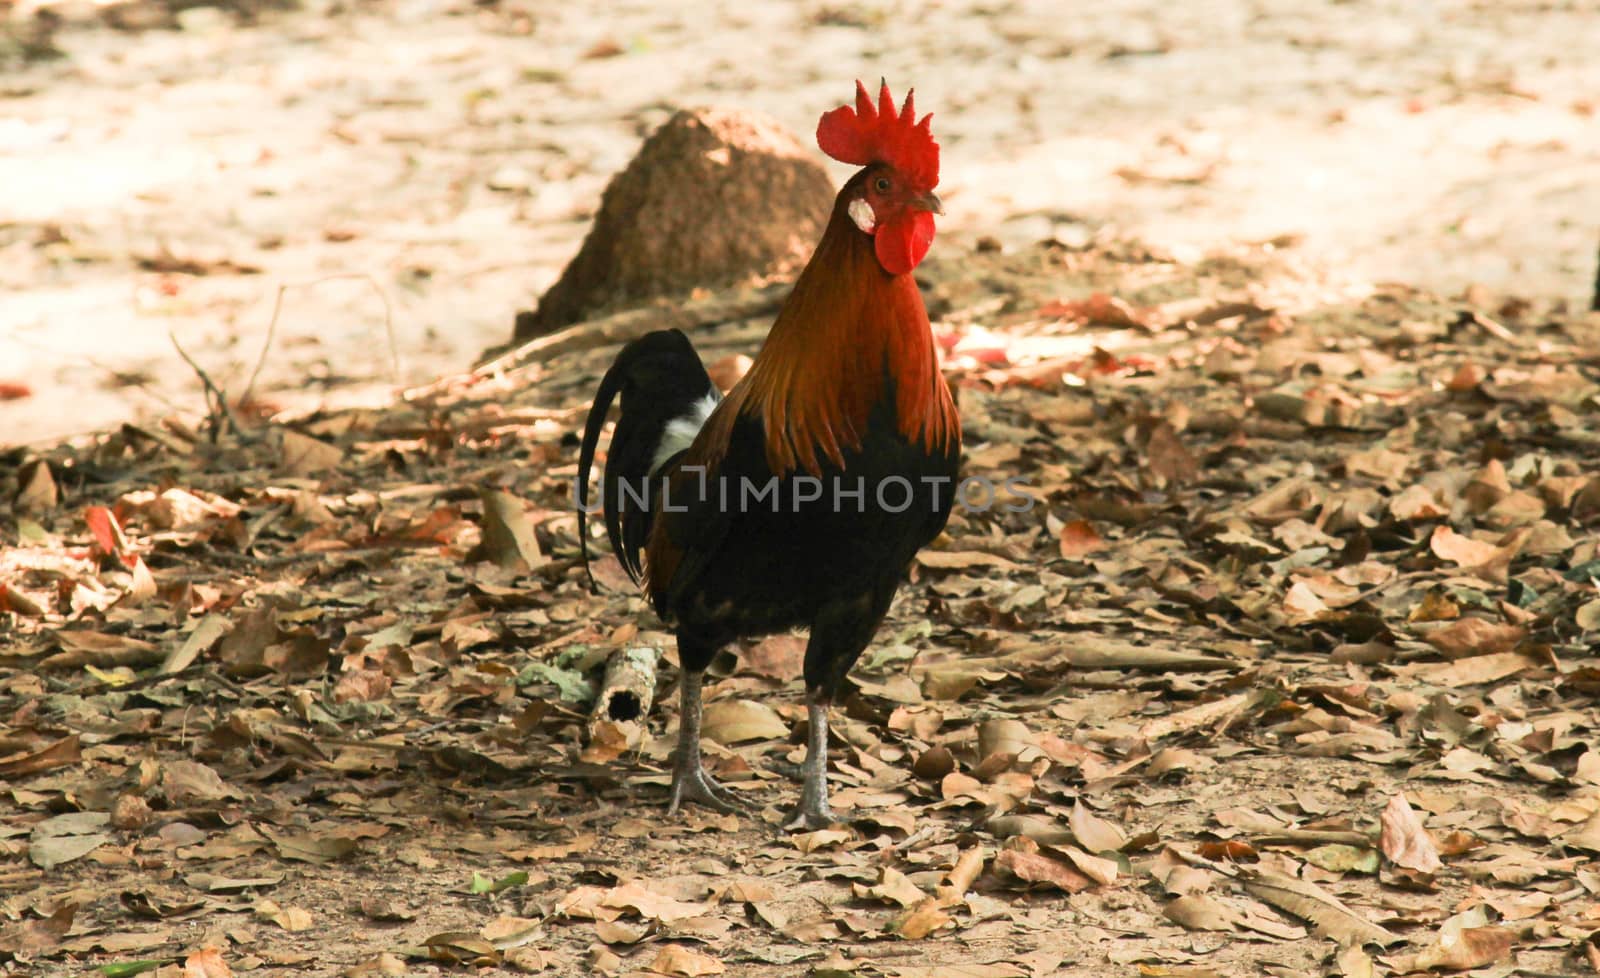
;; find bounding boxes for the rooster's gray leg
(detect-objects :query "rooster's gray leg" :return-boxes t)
[783,692,837,830]
[667,670,747,814]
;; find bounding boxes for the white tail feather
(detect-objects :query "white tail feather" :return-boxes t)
[650,390,720,474]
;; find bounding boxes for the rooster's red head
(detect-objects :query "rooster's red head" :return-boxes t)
[817,80,942,276]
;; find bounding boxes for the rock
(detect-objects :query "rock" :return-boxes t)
[513,107,835,341]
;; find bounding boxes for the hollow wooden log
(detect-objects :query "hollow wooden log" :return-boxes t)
[584,646,660,760]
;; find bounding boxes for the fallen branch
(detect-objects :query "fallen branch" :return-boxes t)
[169,331,248,443]
[403,281,789,401]
[586,645,661,756]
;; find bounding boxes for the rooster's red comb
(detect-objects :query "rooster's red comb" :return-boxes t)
[816,80,939,191]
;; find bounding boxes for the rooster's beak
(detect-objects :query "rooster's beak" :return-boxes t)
[914,192,943,215]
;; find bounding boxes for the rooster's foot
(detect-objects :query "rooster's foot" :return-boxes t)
[782,794,839,832]
[667,763,748,816]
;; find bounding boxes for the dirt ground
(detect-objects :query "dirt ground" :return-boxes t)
[3,2,1600,978]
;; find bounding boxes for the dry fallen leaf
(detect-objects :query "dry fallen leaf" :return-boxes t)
[1379,793,1442,874]
[472,488,545,570]
[894,902,953,940]
[994,844,1093,893]
[185,946,234,978]
[1069,800,1128,853]
[1428,525,1500,567]
[1058,519,1106,558]
[278,429,343,476]
[1336,944,1375,978]
[1241,872,1401,946]
[1410,925,1513,971]
[649,944,725,977]
[599,883,709,924]
[700,699,788,745]
[1164,894,1240,932]
[1424,617,1527,658]
[854,867,926,909]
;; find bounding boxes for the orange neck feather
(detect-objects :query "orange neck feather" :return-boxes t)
[717,191,958,475]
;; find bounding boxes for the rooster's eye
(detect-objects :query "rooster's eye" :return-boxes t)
[873,176,891,193]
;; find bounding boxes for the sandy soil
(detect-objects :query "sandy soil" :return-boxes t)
[2,0,1597,446]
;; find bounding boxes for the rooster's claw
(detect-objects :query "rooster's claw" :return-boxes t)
[667,763,749,816]
[782,781,839,831]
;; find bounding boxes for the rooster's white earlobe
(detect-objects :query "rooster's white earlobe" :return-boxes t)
[848,197,877,234]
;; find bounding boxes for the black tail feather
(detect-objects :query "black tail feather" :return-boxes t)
[576,329,715,591]
[576,355,628,591]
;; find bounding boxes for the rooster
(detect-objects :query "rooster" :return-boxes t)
[577,81,959,829]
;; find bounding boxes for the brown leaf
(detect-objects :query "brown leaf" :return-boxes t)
[163,614,233,674]
[918,550,1024,572]
[1396,651,1542,686]
[1428,525,1500,567]
[1412,925,1513,971]
[1578,598,1600,631]
[1164,894,1240,932]
[739,634,805,679]
[1242,872,1401,946]
[1058,845,1119,885]
[884,964,1027,978]
[259,825,358,864]
[853,867,926,909]
[1425,617,1526,658]
[1144,421,1198,486]
[700,699,788,745]
[1038,292,1151,329]
[1282,580,1330,625]
[594,919,649,945]
[599,882,710,924]
[1389,484,1446,521]
[940,846,987,900]
[789,829,851,854]
[254,899,313,932]
[333,667,392,704]
[278,429,343,476]
[994,846,1093,893]
[1058,519,1106,559]
[1069,800,1128,852]
[0,735,81,778]
[1336,944,1375,978]
[0,905,75,959]
[471,489,545,570]
[162,759,244,804]
[649,945,724,977]
[893,901,953,940]
[14,459,57,513]
[1378,793,1442,874]
[30,831,111,870]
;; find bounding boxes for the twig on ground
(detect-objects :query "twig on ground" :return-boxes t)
[54,661,238,698]
[169,331,248,443]
[242,273,401,406]
[403,281,789,401]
